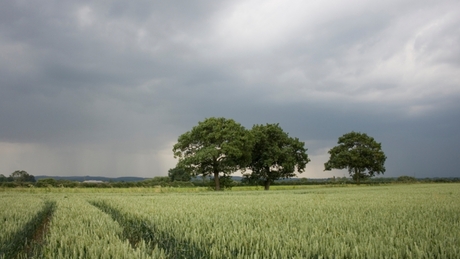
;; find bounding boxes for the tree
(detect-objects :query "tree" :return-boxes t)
[246,123,310,190]
[173,117,253,191]
[168,166,191,182]
[10,170,36,182]
[324,132,386,185]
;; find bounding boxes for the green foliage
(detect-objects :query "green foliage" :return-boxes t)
[324,131,386,184]
[35,179,78,188]
[173,117,253,190]
[208,175,235,190]
[9,170,36,183]
[56,179,78,187]
[168,166,191,182]
[144,176,171,183]
[36,178,58,187]
[247,123,310,190]
[139,176,171,187]
[397,175,417,182]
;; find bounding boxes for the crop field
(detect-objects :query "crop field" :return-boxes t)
[1,184,459,258]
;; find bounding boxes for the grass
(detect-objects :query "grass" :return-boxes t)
[1,183,459,258]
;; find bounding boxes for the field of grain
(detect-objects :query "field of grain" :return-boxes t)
[1,184,459,258]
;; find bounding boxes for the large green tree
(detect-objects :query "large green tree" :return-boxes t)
[246,123,310,190]
[324,132,386,184]
[173,117,253,191]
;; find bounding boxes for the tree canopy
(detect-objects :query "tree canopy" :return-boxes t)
[324,131,386,184]
[246,123,310,190]
[11,170,36,182]
[172,117,253,190]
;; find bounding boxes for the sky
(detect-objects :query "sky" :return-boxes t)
[1,0,459,179]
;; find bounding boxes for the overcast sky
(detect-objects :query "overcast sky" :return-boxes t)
[1,0,459,179]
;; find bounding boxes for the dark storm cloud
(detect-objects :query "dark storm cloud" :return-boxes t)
[0,0,459,177]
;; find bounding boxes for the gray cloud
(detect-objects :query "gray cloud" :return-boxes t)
[0,0,459,178]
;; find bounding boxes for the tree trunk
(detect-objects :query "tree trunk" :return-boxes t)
[264,180,270,190]
[355,168,360,185]
[214,171,220,191]
[264,167,271,190]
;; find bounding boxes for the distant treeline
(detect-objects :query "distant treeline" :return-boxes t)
[0,170,36,185]
[1,173,460,188]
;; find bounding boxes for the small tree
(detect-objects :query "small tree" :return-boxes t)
[173,117,253,191]
[247,123,310,190]
[324,132,386,185]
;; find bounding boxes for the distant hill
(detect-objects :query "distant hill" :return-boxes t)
[35,175,148,182]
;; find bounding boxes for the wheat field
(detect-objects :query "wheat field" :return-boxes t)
[1,184,459,258]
